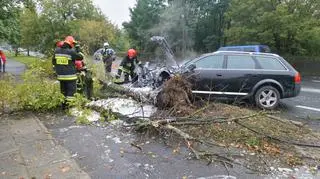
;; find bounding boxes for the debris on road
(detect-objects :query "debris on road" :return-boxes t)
[88,74,320,176]
[88,98,157,119]
[70,107,101,123]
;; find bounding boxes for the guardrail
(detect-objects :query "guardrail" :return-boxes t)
[284,56,320,76]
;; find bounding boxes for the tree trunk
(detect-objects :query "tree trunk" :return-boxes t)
[27,48,30,56]
[15,48,18,57]
[273,33,281,54]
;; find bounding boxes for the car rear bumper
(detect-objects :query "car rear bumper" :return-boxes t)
[283,83,301,98]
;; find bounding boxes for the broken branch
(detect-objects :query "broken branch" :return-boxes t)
[130,143,143,151]
[266,115,304,127]
[235,121,320,148]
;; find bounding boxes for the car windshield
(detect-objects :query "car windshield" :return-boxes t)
[180,53,211,67]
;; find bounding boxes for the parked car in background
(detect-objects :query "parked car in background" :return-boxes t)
[182,51,301,109]
[93,48,104,61]
[218,45,271,53]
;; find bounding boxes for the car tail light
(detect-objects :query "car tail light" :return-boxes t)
[294,73,301,83]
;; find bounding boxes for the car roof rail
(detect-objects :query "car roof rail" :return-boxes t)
[214,51,280,57]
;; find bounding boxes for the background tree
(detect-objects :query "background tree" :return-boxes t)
[114,30,131,52]
[0,0,21,46]
[2,0,320,58]
[124,0,320,57]
[191,0,230,52]
[20,7,41,56]
[124,0,231,58]
[150,0,195,58]
[225,0,320,55]
[70,19,118,54]
[123,0,166,52]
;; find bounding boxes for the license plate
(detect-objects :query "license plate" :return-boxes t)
[56,57,69,65]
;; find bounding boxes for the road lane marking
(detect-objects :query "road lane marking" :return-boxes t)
[312,80,320,83]
[301,88,320,93]
[296,105,320,112]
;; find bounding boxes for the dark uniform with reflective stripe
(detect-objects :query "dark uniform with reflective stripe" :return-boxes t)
[116,56,139,82]
[52,43,83,105]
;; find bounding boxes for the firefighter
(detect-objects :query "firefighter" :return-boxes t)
[115,49,139,83]
[101,42,116,73]
[74,43,85,71]
[56,41,64,48]
[52,36,83,108]
[75,43,85,58]
[74,43,93,100]
[74,43,85,72]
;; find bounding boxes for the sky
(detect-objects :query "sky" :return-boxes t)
[92,0,137,28]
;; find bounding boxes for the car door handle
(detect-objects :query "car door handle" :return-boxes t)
[216,74,222,77]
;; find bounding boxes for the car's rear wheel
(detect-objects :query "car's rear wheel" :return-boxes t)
[255,86,280,110]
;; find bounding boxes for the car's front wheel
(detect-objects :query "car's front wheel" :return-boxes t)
[255,86,280,110]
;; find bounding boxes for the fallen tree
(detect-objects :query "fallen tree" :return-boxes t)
[94,75,320,174]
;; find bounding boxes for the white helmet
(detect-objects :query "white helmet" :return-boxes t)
[103,42,109,48]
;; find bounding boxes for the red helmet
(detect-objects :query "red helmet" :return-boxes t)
[127,49,137,58]
[64,36,76,48]
[75,60,83,70]
[56,41,64,47]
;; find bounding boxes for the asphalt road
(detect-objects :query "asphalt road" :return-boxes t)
[39,114,261,179]
[279,76,320,131]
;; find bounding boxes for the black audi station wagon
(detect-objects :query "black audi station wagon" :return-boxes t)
[182,51,301,109]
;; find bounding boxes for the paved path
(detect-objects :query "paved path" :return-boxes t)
[0,113,90,179]
[2,58,26,76]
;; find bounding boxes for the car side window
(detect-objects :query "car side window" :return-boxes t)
[227,55,256,69]
[255,56,287,70]
[195,55,224,69]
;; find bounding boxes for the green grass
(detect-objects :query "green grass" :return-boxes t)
[7,53,41,66]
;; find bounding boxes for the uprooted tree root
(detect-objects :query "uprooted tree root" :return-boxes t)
[155,76,194,116]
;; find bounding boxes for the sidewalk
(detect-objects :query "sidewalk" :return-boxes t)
[0,112,90,179]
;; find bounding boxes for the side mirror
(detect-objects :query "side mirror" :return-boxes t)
[187,64,196,71]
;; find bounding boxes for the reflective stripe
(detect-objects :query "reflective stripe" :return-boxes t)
[113,78,124,83]
[55,54,72,59]
[78,52,85,58]
[119,66,130,73]
[57,74,77,80]
[66,96,76,105]
[66,96,76,101]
